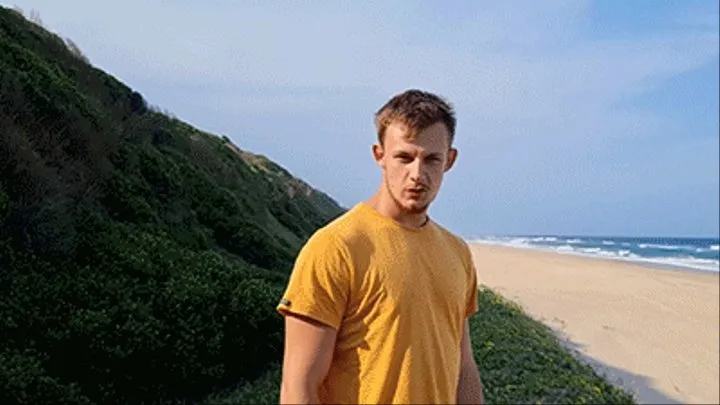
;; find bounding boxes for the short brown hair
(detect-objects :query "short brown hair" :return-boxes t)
[374,89,456,145]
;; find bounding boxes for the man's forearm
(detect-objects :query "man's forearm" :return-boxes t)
[457,362,484,404]
[280,382,320,404]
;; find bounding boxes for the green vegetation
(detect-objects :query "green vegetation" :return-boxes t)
[0,6,636,404]
[0,6,343,404]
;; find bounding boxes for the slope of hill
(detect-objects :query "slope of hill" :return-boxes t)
[0,6,344,404]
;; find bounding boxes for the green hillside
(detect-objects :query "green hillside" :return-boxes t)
[0,6,636,404]
[0,6,344,403]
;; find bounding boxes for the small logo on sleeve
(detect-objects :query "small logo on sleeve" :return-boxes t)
[280,298,291,307]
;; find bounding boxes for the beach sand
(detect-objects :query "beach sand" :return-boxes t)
[469,244,720,405]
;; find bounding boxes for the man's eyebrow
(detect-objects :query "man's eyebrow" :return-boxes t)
[392,151,443,158]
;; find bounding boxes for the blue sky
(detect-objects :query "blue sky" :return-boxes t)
[6,0,719,238]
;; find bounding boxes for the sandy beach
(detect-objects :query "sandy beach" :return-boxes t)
[469,244,720,405]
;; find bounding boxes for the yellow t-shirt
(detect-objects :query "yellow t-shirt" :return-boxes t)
[277,202,479,404]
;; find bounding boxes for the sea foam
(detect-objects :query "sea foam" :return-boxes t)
[468,235,720,273]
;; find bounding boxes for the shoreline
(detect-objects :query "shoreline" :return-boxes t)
[468,240,720,276]
[468,243,720,405]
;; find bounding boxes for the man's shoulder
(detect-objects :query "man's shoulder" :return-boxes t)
[431,221,469,251]
[428,222,476,278]
[300,203,370,251]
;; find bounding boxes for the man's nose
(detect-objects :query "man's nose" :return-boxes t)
[409,159,424,180]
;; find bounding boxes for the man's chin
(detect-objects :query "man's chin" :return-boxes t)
[401,200,429,214]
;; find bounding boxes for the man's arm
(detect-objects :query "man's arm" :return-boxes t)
[457,319,485,404]
[280,313,338,404]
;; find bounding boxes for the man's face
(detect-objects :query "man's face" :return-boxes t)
[373,121,457,215]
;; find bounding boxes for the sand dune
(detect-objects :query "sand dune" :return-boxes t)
[469,244,720,405]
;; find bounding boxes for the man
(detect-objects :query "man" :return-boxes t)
[276,89,484,404]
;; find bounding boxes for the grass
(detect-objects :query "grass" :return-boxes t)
[207,287,637,405]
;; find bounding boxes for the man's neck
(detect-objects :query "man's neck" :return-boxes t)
[365,193,429,229]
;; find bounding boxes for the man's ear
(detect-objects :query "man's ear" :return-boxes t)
[444,147,458,172]
[372,143,385,168]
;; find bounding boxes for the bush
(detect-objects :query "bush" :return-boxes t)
[0,221,288,403]
[0,348,91,405]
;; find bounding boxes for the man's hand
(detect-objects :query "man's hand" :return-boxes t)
[457,319,484,404]
[280,313,338,404]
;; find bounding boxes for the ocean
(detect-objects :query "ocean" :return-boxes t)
[468,235,720,273]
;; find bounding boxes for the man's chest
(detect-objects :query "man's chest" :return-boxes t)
[350,240,469,318]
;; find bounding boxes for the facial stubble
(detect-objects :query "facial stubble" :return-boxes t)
[384,176,430,215]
